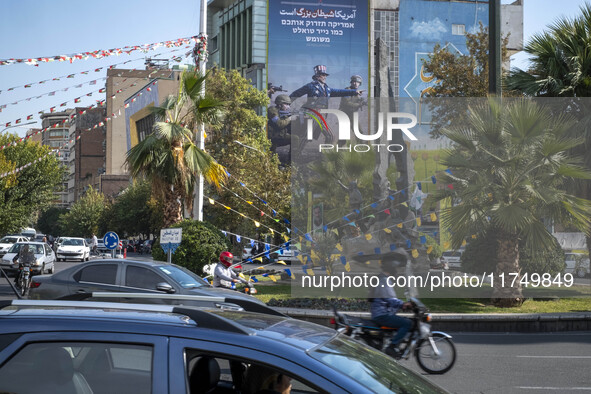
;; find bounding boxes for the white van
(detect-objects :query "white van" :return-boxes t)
[20,228,36,240]
[441,250,464,270]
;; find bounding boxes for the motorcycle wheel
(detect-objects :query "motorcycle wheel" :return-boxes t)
[414,333,456,374]
[19,274,28,297]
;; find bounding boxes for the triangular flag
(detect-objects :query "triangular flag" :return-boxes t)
[365,234,372,241]
[384,228,392,234]
[430,213,437,222]
[427,246,433,254]
[412,249,419,258]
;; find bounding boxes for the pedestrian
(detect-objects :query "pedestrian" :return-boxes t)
[91,233,98,256]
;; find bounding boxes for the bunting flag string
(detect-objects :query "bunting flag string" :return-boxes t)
[0,45,188,102]
[0,35,204,67]
[0,150,58,179]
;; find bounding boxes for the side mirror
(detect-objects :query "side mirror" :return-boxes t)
[156,282,176,293]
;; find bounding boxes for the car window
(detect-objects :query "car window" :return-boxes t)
[156,265,208,288]
[8,243,21,253]
[0,342,152,394]
[63,239,84,246]
[125,266,167,290]
[74,264,118,285]
[309,335,447,394]
[0,237,18,244]
[185,352,321,394]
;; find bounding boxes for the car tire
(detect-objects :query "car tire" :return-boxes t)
[41,263,46,274]
[49,266,54,274]
[576,268,586,278]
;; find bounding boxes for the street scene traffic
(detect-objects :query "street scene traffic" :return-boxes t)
[2,0,591,393]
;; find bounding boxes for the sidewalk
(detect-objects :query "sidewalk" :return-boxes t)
[277,307,591,332]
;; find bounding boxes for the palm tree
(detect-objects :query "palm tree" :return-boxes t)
[505,2,591,259]
[125,71,226,228]
[430,99,591,307]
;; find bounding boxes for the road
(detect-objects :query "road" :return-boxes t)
[399,332,591,393]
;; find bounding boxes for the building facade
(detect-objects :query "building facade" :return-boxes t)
[40,111,71,208]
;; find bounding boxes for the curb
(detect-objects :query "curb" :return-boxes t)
[276,308,591,332]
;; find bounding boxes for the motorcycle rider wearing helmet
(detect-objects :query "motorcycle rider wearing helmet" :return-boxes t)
[368,249,413,358]
[213,251,248,289]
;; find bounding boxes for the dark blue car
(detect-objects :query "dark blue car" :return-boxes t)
[0,299,449,393]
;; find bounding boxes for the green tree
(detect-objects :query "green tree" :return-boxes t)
[422,23,512,137]
[430,99,591,307]
[0,134,66,235]
[505,2,591,261]
[204,68,290,248]
[36,206,68,236]
[59,186,109,237]
[151,219,230,274]
[125,71,226,228]
[109,179,163,238]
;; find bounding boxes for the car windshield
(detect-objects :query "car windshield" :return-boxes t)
[309,335,447,393]
[156,265,208,288]
[63,239,84,246]
[8,244,44,254]
[0,237,18,244]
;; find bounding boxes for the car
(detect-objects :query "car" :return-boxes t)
[441,250,464,270]
[0,235,29,257]
[27,259,265,305]
[565,253,590,278]
[54,236,71,250]
[0,299,449,393]
[56,237,90,262]
[0,242,55,275]
[96,239,110,254]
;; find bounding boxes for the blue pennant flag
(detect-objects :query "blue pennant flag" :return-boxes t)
[272,209,277,217]
[355,209,360,214]
[294,250,299,256]
[225,170,231,177]
[323,225,328,232]
[420,235,427,244]
[343,216,350,222]
[370,203,378,208]
[236,235,241,243]
[247,258,253,263]
[433,231,438,237]
[222,231,227,236]
[265,251,270,258]
[389,195,395,200]
[283,218,290,224]
[406,239,412,249]
[340,256,347,265]
[250,239,255,247]
[304,233,313,242]
[261,199,268,205]
[302,264,308,273]
[265,243,270,250]
[417,182,422,191]
[240,182,246,187]
[284,268,293,278]
[431,175,437,184]
[401,189,406,196]
[445,168,452,175]
[390,244,397,251]
[374,247,381,255]
[262,273,269,277]
[251,276,258,283]
[284,241,290,250]
[203,277,209,284]
[278,249,284,255]
[287,228,291,234]
[357,251,364,256]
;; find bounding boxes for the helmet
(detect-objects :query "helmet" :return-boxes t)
[275,94,291,105]
[313,65,329,76]
[219,251,234,267]
[350,75,362,84]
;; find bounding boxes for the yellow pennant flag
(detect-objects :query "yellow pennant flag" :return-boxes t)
[401,202,408,207]
[462,239,467,247]
[384,228,392,233]
[345,262,351,272]
[412,249,419,258]
[283,235,289,242]
[326,267,331,275]
[239,213,246,217]
[335,243,343,252]
[427,246,433,254]
[255,257,263,263]
[416,217,422,227]
[365,234,372,241]
[224,205,231,210]
[430,212,437,222]
[311,249,319,260]
[247,201,253,205]
[397,223,403,228]
[238,273,246,279]
[277,260,286,265]
[297,255,305,263]
[208,198,215,205]
[254,221,260,227]
[471,234,477,239]
[443,241,450,249]
[269,275,277,282]
[306,268,314,276]
[256,266,264,270]
[270,229,274,234]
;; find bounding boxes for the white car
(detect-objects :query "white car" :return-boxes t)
[0,236,29,257]
[441,250,464,270]
[56,237,90,262]
[0,242,55,275]
[565,253,590,278]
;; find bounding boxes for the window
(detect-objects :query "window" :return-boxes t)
[125,266,166,290]
[135,114,155,143]
[74,264,118,284]
[0,342,153,394]
[452,24,465,35]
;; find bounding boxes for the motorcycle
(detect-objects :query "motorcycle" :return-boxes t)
[231,281,257,295]
[14,258,33,297]
[332,297,456,374]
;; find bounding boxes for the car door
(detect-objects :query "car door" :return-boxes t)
[0,331,167,394]
[43,244,55,271]
[121,264,177,294]
[69,262,121,294]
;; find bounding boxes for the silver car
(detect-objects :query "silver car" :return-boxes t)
[0,242,55,275]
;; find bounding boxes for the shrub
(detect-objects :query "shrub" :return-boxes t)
[152,220,230,275]
[462,234,565,276]
[422,233,442,259]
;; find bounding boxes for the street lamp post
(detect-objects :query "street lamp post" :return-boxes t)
[193,0,207,221]
[1,121,36,133]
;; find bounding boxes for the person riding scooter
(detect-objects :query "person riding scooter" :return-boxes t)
[213,251,248,289]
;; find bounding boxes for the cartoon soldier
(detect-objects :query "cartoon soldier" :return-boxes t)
[267,94,293,163]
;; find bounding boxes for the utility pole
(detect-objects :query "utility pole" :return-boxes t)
[193,0,207,220]
[488,0,502,96]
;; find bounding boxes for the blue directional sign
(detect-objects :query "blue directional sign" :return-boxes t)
[103,231,119,250]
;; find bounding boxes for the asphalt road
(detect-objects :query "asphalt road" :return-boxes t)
[399,332,591,394]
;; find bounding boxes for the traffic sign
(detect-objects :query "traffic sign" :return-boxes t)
[103,231,119,250]
[160,228,182,244]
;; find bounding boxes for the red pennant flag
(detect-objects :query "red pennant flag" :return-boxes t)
[24,84,31,88]
[86,93,93,97]
[26,115,33,120]
[124,103,130,108]
[50,107,56,113]
[260,211,264,216]
[15,119,21,124]
[5,122,11,127]
[147,87,151,92]
[60,102,67,107]
[447,184,454,189]
[98,88,105,93]
[385,209,391,215]
[67,74,75,78]
[74,98,81,103]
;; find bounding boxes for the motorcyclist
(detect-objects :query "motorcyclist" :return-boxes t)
[368,249,413,358]
[213,251,248,289]
[13,244,36,286]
